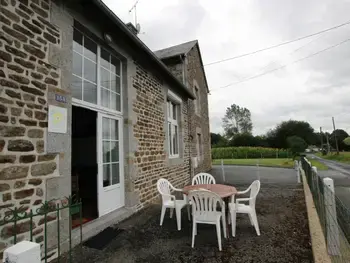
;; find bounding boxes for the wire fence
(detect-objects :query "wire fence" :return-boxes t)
[301,157,350,262]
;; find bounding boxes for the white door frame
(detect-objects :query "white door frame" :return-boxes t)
[97,112,124,217]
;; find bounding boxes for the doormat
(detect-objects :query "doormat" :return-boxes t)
[83,227,124,250]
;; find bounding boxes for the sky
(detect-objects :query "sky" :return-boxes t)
[103,0,350,136]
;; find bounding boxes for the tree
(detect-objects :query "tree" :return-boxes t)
[330,129,349,151]
[210,133,228,147]
[230,133,257,147]
[287,136,307,159]
[267,120,315,149]
[222,104,253,139]
[343,137,350,146]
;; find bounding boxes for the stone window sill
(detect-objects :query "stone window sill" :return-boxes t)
[167,157,184,166]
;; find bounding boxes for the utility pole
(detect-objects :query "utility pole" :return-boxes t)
[320,127,324,150]
[326,133,330,154]
[332,117,339,155]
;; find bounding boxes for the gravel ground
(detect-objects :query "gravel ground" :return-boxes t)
[57,186,312,263]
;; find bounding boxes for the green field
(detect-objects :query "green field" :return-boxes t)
[212,158,328,170]
[316,152,350,164]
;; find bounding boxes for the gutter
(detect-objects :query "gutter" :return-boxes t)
[92,0,195,100]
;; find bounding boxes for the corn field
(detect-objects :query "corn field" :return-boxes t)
[211,146,289,159]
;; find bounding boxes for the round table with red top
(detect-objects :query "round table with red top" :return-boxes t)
[183,184,237,198]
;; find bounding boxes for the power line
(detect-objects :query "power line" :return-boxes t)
[203,20,350,68]
[211,36,350,91]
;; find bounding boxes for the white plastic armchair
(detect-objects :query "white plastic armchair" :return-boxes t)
[192,173,216,185]
[228,180,261,237]
[188,190,227,251]
[157,178,190,231]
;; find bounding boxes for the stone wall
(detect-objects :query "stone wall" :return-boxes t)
[186,44,212,173]
[0,0,62,259]
[131,64,191,209]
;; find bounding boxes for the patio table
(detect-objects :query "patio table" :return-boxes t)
[183,184,237,237]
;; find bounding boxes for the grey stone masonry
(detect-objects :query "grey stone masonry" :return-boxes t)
[0,0,62,260]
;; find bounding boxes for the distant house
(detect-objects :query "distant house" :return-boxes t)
[0,0,211,258]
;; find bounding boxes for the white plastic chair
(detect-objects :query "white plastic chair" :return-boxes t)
[192,173,216,185]
[228,180,261,237]
[157,178,190,231]
[188,190,227,251]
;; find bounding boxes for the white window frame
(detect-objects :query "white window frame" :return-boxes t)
[167,90,182,159]
[72,28,123,116]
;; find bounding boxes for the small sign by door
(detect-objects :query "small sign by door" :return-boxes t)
[48,105,67,134]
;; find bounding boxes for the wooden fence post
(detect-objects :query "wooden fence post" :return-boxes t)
[221,159,225,182]
[323,177,340,256]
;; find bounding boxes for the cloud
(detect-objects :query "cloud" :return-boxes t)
[103,0,350,136]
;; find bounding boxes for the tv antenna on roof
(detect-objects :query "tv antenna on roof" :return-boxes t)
[129,0,140,29]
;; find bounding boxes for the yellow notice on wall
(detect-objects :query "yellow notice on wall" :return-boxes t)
[48,105,67,134]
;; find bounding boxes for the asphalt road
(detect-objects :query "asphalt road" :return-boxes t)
[209,165,299,188]
[307,154,350,209]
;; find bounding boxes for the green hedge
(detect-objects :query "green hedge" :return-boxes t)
[212,146,289,159]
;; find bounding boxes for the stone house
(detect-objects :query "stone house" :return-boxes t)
[0,0,211,257]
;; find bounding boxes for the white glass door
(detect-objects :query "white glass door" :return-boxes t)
[97,113,124,217]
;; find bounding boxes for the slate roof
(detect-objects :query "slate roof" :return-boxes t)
[154,40,198,59]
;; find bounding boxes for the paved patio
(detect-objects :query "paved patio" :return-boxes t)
[61,167,312,263]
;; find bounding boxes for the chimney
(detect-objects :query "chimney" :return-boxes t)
[126,22,138,35]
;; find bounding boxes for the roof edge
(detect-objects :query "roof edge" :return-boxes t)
[92,0,195,100]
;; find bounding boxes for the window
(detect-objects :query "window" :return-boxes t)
[194,86,200,114]
[197,133,202,161]
[72,28,122,112]
[167,100,179,158]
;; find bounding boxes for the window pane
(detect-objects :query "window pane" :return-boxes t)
[100,48,110,69]
[103,164,110,187]
[73,52,82,77]
[174,125,178,154]
[103,141,110,163]
[111,120,118,140]
[111,163,120,185]
[172,125,176,154]
[102,118,110,139]
[111,56,121,75]
[116,94,121,111]
[111,141,119,162]
[110,92,116,111]
[168,122,172,155]
[73,29,83,53]
[100,67,110,89]
[71,75,82,100]
[83,81,97,104]
[101,88,110,108]
[84,37,97,61]
[172,103,176,120]
[84,59,97,83]
[111,75,120,93]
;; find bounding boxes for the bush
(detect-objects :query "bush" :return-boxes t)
[211,146,289,159]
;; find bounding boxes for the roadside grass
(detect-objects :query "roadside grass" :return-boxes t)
[212,158,328,170]
[316,152,350,164]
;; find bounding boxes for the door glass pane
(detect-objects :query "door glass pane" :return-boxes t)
[100,48,110,69]
[110,120,118,140]
[84,37,97,61]
[172,103,176,120]
[116,94,121,111]
[84,59,97,83]
[103,164,110,187]
[174,125,178,154]
[101,88,110,108]
[73,52,82,77]
[83,81,97,104]
[73,29,83,53]
[71,75,82,100]
[110,93,117,111]
[100,68,110,89]
[168,122,172,155]
[111,75,120,93]
[103,141,110,163]
[111,163,120,184]
[102,118,110,139]
[111,141,119,162]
